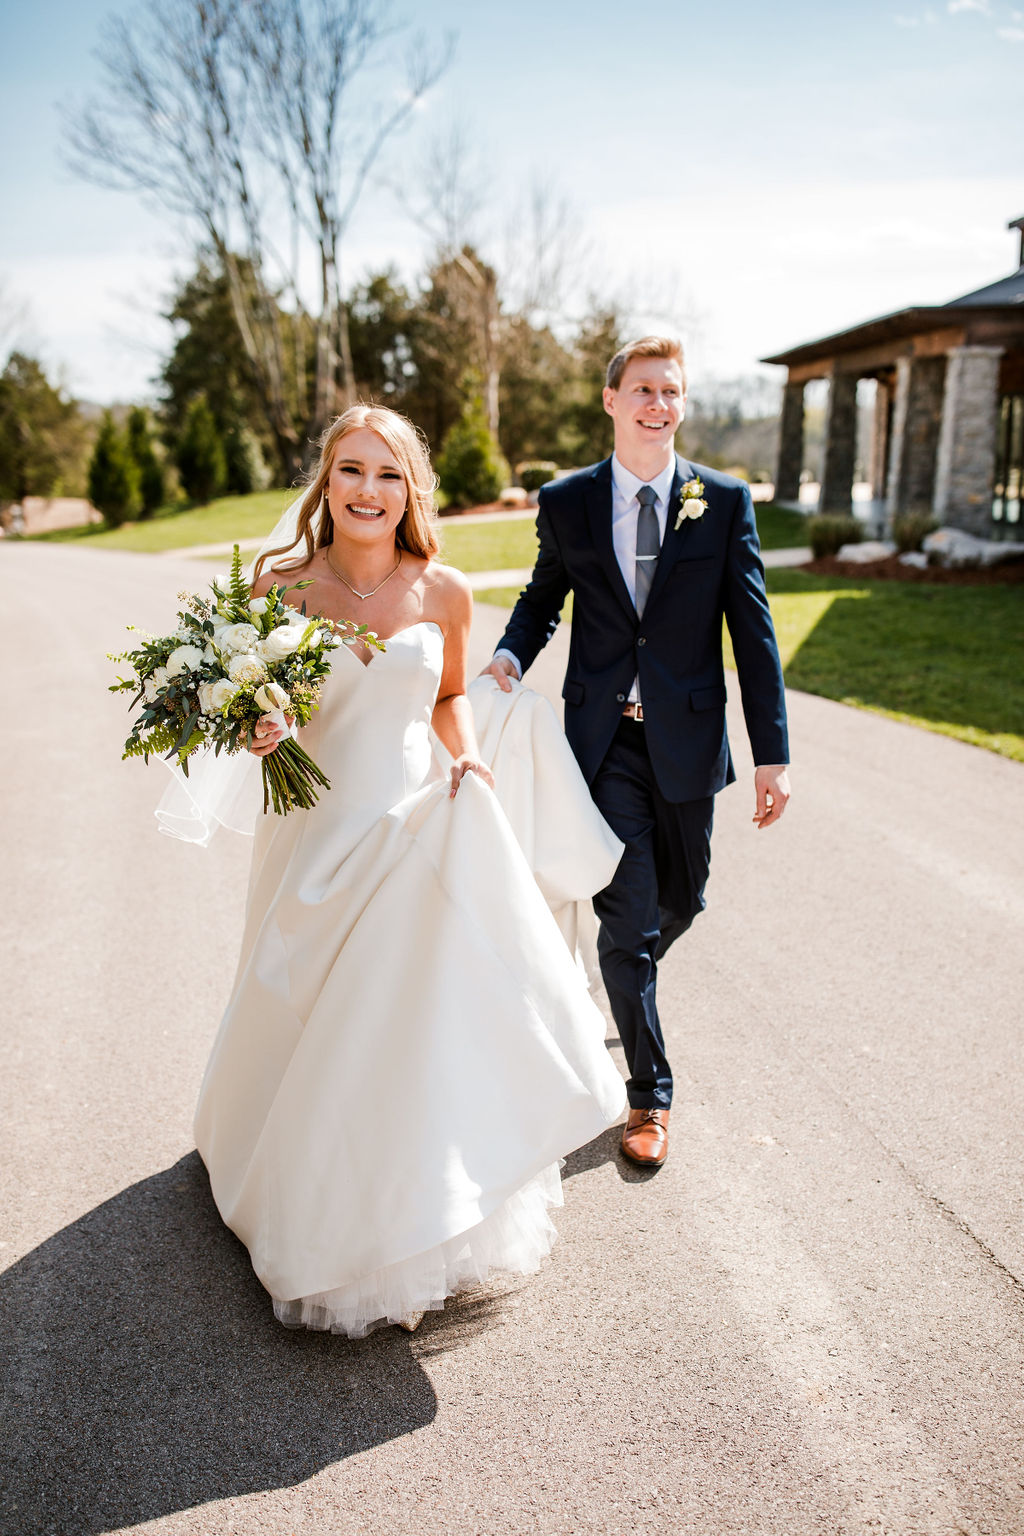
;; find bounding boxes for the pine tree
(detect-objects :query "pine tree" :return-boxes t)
[175,395,227,505]
[88,412,141,527]
[126,406,166,519]
[436,394,509,509]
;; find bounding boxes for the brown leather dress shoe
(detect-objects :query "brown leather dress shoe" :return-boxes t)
[620,1107,670,1166]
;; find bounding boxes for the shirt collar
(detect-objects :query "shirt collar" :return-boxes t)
[611,452,677,508]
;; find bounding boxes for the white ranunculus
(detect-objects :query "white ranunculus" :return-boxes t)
[260,624,303,661]
[254,681,291,713]
[227,652,268,685]
[208,677,239,711]
[165,644,205,678]
[248,596,269,615]
[218,622,261,654]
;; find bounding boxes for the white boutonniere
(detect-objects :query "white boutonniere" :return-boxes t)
[674,477,708,530]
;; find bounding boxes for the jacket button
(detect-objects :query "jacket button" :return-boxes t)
[637,636,647,647]
[615,692,625,703]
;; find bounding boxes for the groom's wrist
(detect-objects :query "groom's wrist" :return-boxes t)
[493,648,522,679]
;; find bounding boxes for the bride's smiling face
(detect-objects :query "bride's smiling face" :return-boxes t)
[326,428,408,544]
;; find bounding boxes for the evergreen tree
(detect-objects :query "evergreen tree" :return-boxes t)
[88,412,141,527]
[0,352,89,503]
[126,406,165,518]
[175,395,227,505]
[436,393,509,508]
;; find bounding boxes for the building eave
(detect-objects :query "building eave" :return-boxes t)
[761,305,1022,369]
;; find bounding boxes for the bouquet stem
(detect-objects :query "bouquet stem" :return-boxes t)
[261,738,332,815]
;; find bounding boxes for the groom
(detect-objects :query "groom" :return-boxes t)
[483,336,790,1167]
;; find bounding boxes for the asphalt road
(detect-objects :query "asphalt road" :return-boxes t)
[2,542,1023,1536]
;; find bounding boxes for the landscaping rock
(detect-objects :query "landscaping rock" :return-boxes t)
[836,540,896,563]
[899,551,929,570]
[923,526,1024,568]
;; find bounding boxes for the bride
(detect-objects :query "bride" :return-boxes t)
[192,403,626,1337]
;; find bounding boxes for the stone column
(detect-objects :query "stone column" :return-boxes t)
[819,371,858,513]
[932,345,1003,536]
[870,379,893,501]
[774,380,805,503]
[885,355,946,517]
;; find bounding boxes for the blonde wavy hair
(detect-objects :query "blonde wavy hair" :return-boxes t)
[254,404,440,582]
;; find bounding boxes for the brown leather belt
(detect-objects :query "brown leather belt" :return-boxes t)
[621,702,645,722]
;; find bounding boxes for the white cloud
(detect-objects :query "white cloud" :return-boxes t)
[947,0,992,12]
[997,23,1024,36]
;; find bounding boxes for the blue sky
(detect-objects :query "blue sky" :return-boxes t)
[1,0,1021,402]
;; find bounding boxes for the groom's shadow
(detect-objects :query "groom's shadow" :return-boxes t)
[0,1154,439,1536]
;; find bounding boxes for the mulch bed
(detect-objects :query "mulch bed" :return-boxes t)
[800,555,1024,587]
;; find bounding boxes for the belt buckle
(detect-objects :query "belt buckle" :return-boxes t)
[624,701,644,722]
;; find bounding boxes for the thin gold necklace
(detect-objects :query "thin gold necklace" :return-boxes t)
[327,544,402,600]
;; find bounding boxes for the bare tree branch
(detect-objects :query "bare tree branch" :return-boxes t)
[63,0,452,474]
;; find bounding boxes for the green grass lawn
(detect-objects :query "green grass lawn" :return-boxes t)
[753,501,809,550]
[24,490,297,553]
[477,570,1024,763]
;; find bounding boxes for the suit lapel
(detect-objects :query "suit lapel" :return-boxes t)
[645,453,698,613]
[584,458,636,620]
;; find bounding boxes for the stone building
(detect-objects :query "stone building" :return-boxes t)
[763,217,1024,536]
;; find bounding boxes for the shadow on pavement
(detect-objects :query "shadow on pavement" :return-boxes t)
[562,1124,661,1185]
[0,1153,437,1536]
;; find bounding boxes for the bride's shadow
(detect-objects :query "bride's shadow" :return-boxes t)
[0,1154,437,1536]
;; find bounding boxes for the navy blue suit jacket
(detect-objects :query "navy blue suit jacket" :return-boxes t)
[497,454,789,803]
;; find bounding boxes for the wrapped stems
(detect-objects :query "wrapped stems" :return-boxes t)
[261,738,332,815]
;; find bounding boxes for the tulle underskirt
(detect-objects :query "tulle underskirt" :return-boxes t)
[272,1164,563,1337]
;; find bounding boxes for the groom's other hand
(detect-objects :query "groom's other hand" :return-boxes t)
[753,765,791,829]
[480,656,520,693]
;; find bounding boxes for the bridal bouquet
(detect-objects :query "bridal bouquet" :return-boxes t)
[110,545,383,815]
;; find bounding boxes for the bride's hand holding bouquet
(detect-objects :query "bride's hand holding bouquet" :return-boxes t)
[110,544,383,814]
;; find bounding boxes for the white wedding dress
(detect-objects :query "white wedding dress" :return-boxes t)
[192,620,627,1336]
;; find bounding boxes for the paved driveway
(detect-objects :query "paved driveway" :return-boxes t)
[2,543,1022,1536]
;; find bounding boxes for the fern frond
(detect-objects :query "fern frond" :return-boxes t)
[122,722,178,761]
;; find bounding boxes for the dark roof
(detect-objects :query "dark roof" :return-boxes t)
[944,267,1024,306]
[761,304,1020,368]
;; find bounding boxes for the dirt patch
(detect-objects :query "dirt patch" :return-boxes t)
[801,554,1024,586]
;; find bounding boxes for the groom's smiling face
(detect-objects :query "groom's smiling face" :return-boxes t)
[602,357,686,459]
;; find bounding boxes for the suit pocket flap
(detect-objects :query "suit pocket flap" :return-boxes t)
[690,683,727,712]
[562,680,585,706]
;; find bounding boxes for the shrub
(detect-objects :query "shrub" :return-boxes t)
[126,407,166,519]
[88,412,141,527]
[176,395,227,505]
[516,461,558,494]
[892,510,938,553]
[223,423,271,496]
[807,514,863,559]
[437,398,509,508]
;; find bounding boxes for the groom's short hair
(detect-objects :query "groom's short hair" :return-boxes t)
[606,336,686,392]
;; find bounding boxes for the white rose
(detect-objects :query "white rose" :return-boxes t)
[254,681,291,713]
[165,644,205,678]
[143,676,158,703]
[228,652,268,685]
[248,597,269,615]
[203,641,219,662]
[198,677,237,714]
[153,666,169,689]
[209,677,239,711]
[218,622,261,654]
[260,624,302,661]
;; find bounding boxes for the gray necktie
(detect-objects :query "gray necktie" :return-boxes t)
[634,484,660,616]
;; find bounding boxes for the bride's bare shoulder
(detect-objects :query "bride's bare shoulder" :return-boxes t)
[421,557,471,622]
[251,554,317,600]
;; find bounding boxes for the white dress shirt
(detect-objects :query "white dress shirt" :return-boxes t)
[496,454,675,705]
